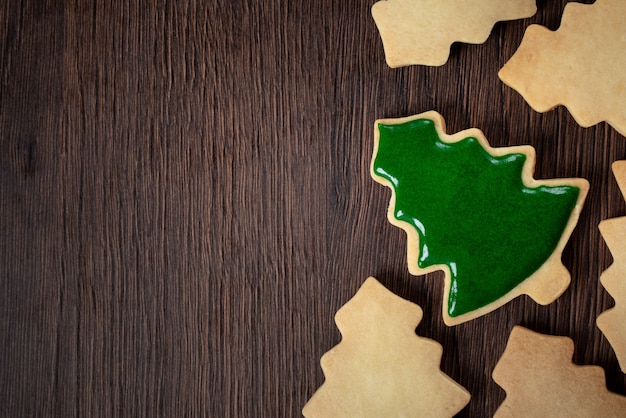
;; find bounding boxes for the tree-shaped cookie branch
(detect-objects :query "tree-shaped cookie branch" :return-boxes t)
[371,111,589,325]
[499,0,626,136]
[371,0,536,67]
[303,277,470,417]
[493,326,626,416]
[597,161,626,372]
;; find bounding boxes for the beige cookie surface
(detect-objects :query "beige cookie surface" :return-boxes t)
[371,0,536,67]
[370,111,589,325]
[493,326,626,417]
[499,0,626,137]
[302,277,470,417]
[597,161,626,373]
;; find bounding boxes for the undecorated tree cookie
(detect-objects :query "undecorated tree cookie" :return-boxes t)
[597,161,626,372]
[302,277,470,417]
[499,0,626,137]
[371,0,536,67]
[493,326,626,417]
[370,111,589,325]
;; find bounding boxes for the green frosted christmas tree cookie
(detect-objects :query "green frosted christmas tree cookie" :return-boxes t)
[370,111,589,325]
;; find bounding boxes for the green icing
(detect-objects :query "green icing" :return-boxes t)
[373,118,580,318]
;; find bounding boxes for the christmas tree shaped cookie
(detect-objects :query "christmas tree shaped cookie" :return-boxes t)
[492,326,626,416]
[371,111,589,325]
[302,277,470,417]
[597,161,626,372]
[499,0,626,136]
[371,0,537,67]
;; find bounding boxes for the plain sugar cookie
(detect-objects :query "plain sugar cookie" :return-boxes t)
[302,277,470,417]
[499,0,626,137]
[372,0,536,67]
[597,161,626,372]
[493,326,626,416]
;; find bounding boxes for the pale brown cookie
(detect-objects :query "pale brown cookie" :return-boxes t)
[372,0,536,67]
[597,161,626,372]
[499,0,626,137]
[303,277,470,417]
[493,326,626,417]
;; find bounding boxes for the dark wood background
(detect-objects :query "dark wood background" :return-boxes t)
[1,0,625,416]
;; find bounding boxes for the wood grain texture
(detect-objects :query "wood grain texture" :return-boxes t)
[1,0,624,416]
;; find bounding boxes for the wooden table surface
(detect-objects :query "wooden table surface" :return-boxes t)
[2,1,625,416]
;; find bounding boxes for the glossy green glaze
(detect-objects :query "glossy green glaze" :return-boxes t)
[373,118,580,317]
